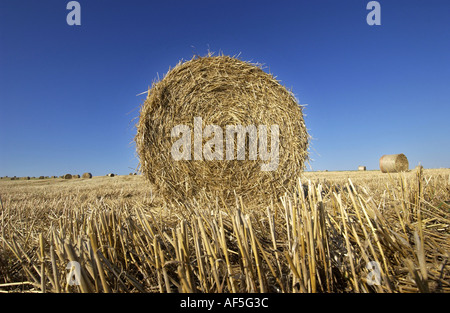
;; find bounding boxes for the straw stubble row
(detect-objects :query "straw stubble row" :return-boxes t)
[1,170,448,293]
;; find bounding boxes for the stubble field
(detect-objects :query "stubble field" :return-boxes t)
[0,168,449,293]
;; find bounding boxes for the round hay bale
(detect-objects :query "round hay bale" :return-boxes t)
[107,173,115,177]
[82,172,92,179]
[39,176,45,179]
[135,55,309,206]
[379,154,409,173]
[358,166,366,171]
[64,174,72,179]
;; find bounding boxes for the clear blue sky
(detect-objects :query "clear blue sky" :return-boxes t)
[1,0,449,176]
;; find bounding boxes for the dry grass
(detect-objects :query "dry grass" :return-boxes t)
[0,169,449,293]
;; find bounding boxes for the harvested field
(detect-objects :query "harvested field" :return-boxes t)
[0,169,448,293]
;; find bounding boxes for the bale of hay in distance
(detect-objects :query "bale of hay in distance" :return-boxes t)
[135,54,309,206]
[107,173,115,177]
[73,174,80,178]
[82,172,92,179]
[63,174,72,179]
[358,166,366,171]
[39,176,45,179]
[379,154,409,173]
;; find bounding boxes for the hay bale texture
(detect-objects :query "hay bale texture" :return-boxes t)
[82,172,92,179]
[379,154,409,173]
[135,55,309,206]
[63,174,72,179]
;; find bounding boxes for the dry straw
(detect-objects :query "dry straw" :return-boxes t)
[379,154,409,173]
[135,54,309,206]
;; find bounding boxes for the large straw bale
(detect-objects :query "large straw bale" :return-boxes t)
[379,154,409,173]
[135,55,309,206]
[82,172,92,179]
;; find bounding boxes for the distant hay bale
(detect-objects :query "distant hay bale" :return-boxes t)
[82,172,92,179]
[63,174,72,179]
[107,173,115,177]
[73,174,80,178]
[39,176,45,179]
[25,176,30,180]
[135,55,309,206]
[358,166,366,171]
[379,154,409,173]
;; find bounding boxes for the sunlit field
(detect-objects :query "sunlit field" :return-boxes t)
[0,168,449,293]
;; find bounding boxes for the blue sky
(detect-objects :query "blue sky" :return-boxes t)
[0,0,449,176]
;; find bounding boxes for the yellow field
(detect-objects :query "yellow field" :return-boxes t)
[0,169,449,293]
